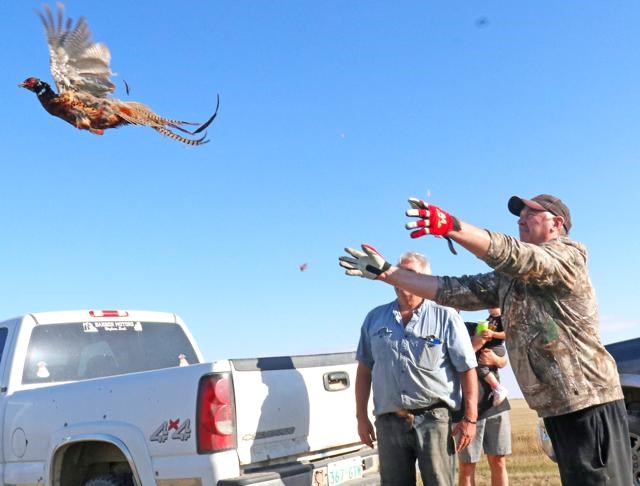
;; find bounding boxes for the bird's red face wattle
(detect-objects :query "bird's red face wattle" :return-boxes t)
[18,77,39,89]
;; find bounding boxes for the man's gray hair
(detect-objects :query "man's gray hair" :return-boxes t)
[398,251,431,275]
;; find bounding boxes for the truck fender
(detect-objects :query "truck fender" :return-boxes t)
[45,423,154,486]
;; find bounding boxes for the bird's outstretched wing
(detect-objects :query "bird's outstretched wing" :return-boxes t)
[38,3,115,97]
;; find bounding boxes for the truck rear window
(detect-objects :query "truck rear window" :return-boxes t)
[22,322,200,384]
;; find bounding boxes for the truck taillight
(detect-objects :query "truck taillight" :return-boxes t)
[197,373,236,453]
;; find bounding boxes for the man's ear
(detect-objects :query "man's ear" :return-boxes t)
[553,216,565,232]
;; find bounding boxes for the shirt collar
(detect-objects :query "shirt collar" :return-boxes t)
[392,299,428,324]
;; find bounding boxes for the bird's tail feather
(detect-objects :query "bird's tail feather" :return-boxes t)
[153,126,209,146]
[117,95,219,135]
[115,100,215,145]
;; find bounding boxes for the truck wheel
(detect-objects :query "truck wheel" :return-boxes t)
[629,411,640,486]
[83,474,133,486]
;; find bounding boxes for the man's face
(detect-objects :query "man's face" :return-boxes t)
[518,206,560,244]
[394,258,423,300]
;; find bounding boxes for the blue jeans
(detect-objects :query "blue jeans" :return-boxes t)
[375,406,455,486]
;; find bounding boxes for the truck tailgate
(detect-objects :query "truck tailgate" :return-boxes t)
[231,352,363,466]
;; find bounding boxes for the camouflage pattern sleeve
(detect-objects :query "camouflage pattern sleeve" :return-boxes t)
[481,231,587,290]
[435,272,502,311]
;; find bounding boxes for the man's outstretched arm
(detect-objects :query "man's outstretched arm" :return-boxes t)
[339,219,490,302]
[339,244,440,299]
[338,199,494,298]
[405,198,491,259]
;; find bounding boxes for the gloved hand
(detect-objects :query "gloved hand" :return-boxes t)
[339,244,391,280]
[405,198,461,238]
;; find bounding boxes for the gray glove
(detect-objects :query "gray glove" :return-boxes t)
[339,245,391,280]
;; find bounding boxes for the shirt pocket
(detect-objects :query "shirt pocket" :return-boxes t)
[407,335,442,370]
[371,327,394,355]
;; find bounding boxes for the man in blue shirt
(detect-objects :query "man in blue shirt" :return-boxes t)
[355,251,478,486]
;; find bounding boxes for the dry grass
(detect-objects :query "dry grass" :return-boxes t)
[419,399,562,485]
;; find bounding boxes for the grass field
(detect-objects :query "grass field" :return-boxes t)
[467,399,561,485]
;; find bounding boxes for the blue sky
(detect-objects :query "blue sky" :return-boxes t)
[2,2,639,397]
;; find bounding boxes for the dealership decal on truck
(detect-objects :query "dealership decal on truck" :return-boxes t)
[82,321,144,332]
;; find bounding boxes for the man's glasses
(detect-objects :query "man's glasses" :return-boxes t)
[519,207,555,220]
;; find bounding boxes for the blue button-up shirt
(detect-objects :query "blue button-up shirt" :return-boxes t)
[356,299,477,416]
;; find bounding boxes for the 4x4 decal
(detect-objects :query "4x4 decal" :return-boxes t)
[150,418,191,443]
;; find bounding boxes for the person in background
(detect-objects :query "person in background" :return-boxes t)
[458,309,512,486]
[476,309,509,406]
[355,251,478,486]
[340,194,632,485]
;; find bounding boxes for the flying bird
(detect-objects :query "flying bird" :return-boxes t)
[19,3,218,146]
[475,16,490,28]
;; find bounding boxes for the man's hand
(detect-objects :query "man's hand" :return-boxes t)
[452,419,476,452]
[405,198,461,239]
[357,416,376,448]
[478,348,507,368]
[339,245,391,280]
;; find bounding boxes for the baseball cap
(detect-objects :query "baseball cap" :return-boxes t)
[508,194,572,234]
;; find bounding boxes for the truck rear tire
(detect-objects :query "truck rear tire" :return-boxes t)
[629,411,640,486]
[83,474,133,486]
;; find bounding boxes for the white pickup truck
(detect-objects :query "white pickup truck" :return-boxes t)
[0,310,379,486]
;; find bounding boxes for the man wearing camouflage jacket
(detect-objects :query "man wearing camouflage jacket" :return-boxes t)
[339,194,632,486]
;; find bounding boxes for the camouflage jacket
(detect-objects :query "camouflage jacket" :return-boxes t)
[435,231,623,418]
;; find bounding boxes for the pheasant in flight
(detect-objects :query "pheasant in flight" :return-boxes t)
[19,3,218,145]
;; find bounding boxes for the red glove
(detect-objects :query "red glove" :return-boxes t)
[405,198,461,238]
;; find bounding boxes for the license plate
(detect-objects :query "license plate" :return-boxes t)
[327,456,363,486]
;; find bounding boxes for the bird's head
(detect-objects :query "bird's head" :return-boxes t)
[18,77,43,92]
